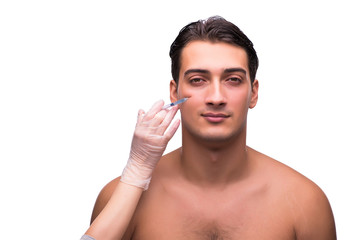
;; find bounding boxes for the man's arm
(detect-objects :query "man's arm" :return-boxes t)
[90,176,121,224]
[82,101,180,240]
[294,183,336,240]
[85,180,143,239]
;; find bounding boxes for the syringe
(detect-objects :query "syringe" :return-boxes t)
[162,98,189,109]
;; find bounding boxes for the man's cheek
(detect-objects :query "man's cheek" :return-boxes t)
[178,87,194,98]
[180,95,199,114]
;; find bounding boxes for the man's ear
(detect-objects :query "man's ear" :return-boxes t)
[249,79,259,109]
[170,80,178,102]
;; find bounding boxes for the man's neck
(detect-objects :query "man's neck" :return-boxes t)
[180,129,251,188]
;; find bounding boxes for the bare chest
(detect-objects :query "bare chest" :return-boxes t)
[125,182,296,240]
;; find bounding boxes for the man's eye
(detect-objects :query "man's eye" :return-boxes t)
[190,78,205,84]
[228,77,241,82]
[226,77,242,84]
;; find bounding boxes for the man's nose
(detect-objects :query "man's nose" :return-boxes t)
[205,81,226,107]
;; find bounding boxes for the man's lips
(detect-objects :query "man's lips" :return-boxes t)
[201,112,230,123]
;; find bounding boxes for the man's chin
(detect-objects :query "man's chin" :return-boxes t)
[191,131,240,147]
[182,121,246,147]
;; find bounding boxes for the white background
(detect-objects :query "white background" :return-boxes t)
[1,0,359,239]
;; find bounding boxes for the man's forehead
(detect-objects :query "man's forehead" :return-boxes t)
[180,41,249,76]
[183,40,247,52]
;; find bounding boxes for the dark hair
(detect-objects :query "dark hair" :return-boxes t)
[170,16,259,85]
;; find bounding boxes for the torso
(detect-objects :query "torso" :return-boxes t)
[122,148,304,240]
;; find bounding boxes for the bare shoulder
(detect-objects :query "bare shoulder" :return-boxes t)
[90,176,121,223]
[249,147,336,239]
[249,147,320,189]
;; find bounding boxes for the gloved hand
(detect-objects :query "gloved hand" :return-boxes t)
[120,100,180,190]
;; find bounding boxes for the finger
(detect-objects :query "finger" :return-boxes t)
[143,100,164,121]
[156,106,179,135]
[149,109,168,127]
[137,109,145,120]
[164,119,181,141]
[136,109,145,126]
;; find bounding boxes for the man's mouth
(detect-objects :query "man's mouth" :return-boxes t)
[201,112,230,123]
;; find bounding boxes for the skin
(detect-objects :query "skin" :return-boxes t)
[90,41,336,239]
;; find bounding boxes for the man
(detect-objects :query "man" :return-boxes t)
[82,16,336,240]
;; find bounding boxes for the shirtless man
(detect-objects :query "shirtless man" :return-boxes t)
[82,16,336,240]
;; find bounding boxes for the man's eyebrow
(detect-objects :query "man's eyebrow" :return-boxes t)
[184,69,210,77]
[184,68,247,77]
[224,68,247,75]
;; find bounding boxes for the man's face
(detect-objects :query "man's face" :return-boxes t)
[170,40,258,144]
